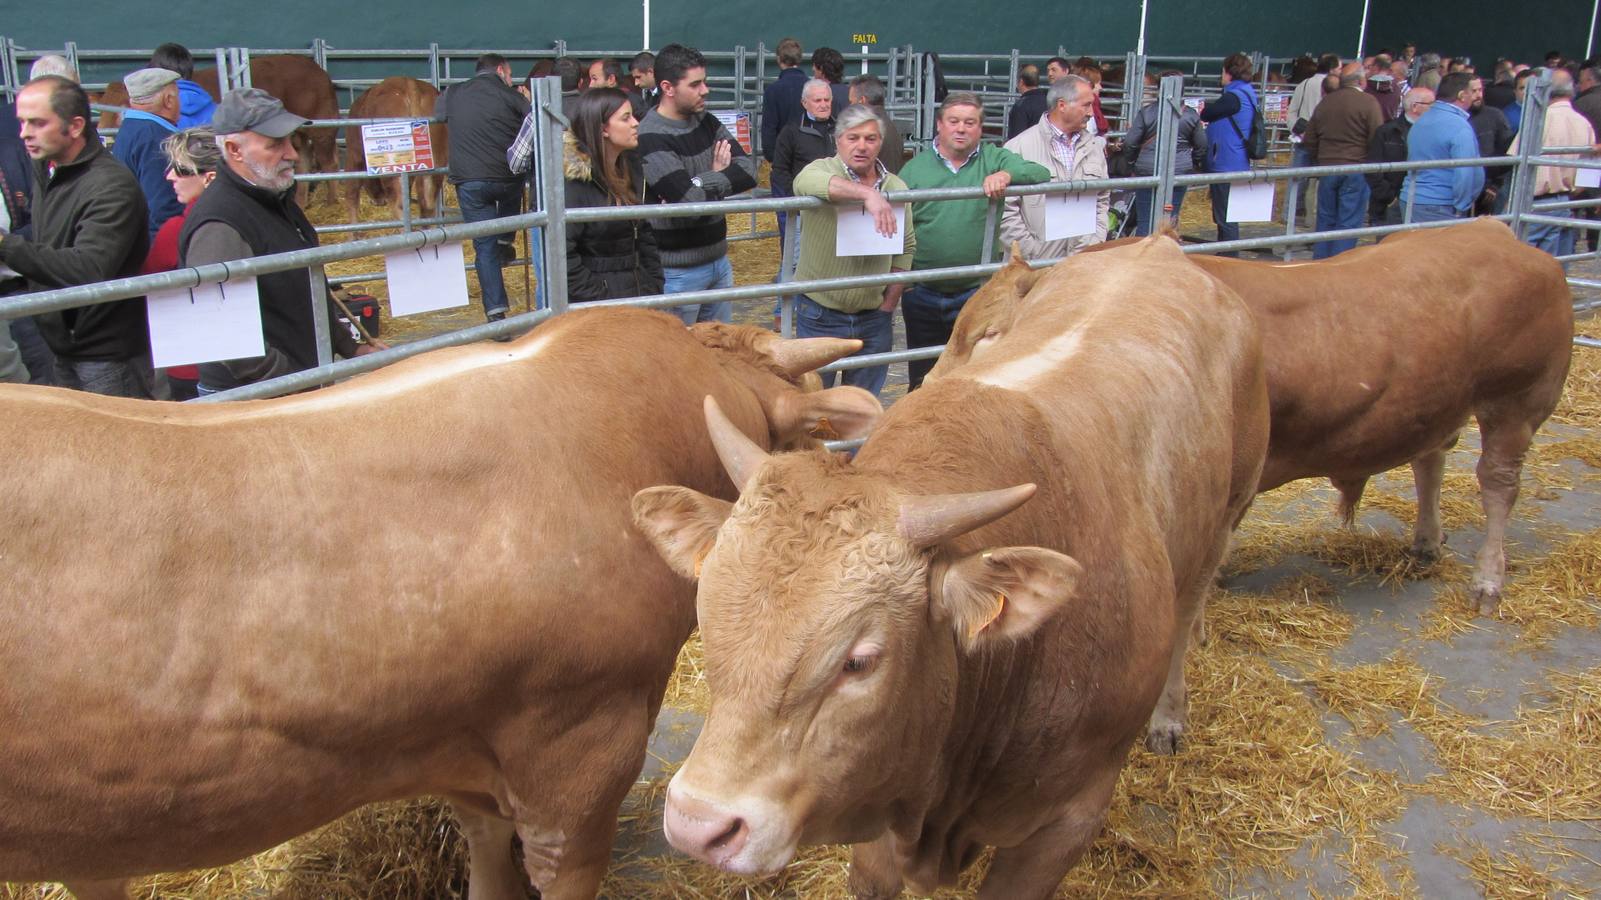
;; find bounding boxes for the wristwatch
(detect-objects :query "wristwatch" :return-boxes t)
[690,175,704,189]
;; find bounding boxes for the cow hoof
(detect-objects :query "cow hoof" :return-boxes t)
[1144,723,1185,755]
[1469,582,1502,616]
[1408,543,1441,565]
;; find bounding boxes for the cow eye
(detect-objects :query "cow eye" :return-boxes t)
[842,653,877,675]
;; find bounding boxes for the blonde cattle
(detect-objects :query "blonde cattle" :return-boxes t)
[0,308,882,900]
[937,219,1574,612]
[635,238,1269,896]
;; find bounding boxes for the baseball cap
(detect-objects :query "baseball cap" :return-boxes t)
[125,67,179,103]
[212,88,310,138]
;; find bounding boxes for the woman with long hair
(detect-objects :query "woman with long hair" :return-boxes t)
[563,87,663,302]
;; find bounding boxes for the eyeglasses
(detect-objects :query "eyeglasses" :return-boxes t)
[168,166,203,177]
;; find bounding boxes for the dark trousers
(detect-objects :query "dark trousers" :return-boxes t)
[902,283,978,390]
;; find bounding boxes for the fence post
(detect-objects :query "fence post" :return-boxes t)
[980,199,999,263]
[64,41,78,80]
[1123,50,1138,130]
[554,39,568,58]
[309,263,334,369]
[1005,49,1019,125]
[534,75,568,316]
[214,48,229,89]
[754,42,766,156]
[399,170,412,233]
[734,44,746,111]
[428,43,440,89]
[1154,74,1182,231]
[1508,71,1553,242]
[1,38,16,102]
[312,38,328,70]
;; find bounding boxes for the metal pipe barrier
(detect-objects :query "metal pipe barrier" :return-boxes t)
[6,69,1599,410]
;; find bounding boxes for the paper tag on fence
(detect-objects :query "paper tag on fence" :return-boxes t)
[1043,192,1098,240]
[146,278,265,369]
[384,242,471,317]
[1577,166,1601,189]
[1226,181,1275,222]
[836,203,907,256]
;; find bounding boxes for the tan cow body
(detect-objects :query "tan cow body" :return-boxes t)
[0,308,881,899]
[940,219,1574,611]
[343,77,448,232]
[635,238,1269,896]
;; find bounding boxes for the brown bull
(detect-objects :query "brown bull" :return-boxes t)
[634,237,1269,895]
[98,56,339,206]
[935,219,1575,612]
[343,77,448,233]
[0,308,882,900]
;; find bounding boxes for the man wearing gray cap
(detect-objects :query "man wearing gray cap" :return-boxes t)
[111,67,184,238]
[179,88,381,394]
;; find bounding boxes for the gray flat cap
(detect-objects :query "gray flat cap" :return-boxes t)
[212,88,309,138]
[125,67,180,102]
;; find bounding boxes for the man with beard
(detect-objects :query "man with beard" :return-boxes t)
[1466,75,1514,213]
[0,75,153,397]
[180,89,382,395]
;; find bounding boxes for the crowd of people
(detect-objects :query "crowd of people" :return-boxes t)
[0,38,1593,404]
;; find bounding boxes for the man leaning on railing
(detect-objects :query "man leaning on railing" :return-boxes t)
[179,89,385,396]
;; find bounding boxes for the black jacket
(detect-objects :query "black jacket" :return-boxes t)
[1365,115,1412,207]
[179,164,358,390]
[0,129,150,361]
[1007,88,1050,140]
[438,72,531,184]
[562,133,664,302]
[770,114,834,197]
[1470,105,1514,191]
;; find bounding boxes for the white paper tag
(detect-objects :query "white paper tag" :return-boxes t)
[1225,181,1275,222]
[146,278,265,369]
[835,203,907,256]
[1576,166,1601,189]
[1043,192,1098,240]
[385,242,471,317]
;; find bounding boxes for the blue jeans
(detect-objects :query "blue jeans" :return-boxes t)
[1133,185,1189,237]
[664,256,734,325]
[1313,173,1371,259]
[1410,204,1462,224]
[1209,182,1240,255]
[456,180,524,317]
[1526,207,1577,258]
[795,294,894,398]
[903,283,977,390]
[1290,144,1316,219]
[53,356,155,399]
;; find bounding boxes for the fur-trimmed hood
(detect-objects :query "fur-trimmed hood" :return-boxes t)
[562,129,594,182]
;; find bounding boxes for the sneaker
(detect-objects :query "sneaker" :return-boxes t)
[487,310,506,323]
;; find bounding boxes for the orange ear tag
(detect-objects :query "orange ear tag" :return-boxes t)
[967,593,1006,640]
[808,416,841,440]
[692,547,710,578]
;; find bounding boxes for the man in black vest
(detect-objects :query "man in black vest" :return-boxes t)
[180,88,383,395]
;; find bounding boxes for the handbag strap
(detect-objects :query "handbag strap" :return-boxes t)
[1226,89,1257,143]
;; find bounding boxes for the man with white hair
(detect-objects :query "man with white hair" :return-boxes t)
[769,78,835,200]
[1508,68,1596,257]
[111,67,184,238]
[1000,74,1107,261]
[28,54,79,83]
[0,75,152,397]
[179,88,381,395]
[789,103,914,398]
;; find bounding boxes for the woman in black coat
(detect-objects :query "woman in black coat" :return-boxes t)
[563,87,664,302]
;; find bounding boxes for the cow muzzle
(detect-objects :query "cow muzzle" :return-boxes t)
[663,778,797,876]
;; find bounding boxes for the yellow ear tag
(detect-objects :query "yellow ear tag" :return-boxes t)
[968,593,1006,640]
[808,416,842,440]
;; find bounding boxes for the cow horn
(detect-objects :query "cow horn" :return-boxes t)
[704,396,771,492]
[767,337,864,377]
[897,484,1039,548]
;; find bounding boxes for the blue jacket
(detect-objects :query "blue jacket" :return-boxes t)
[1506,101,1523,135]
[177,80,217,128]
[1402,102,1484,212]
[761,67,808,162]
[109,110,183,239]
[1202,80,1258,173]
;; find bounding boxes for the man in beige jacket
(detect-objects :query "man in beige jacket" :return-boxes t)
[1000,75,1109,261]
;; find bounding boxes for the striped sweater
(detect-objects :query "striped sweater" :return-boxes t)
[638,108,758,267]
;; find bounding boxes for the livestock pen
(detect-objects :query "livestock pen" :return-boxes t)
[3,63,1601,896]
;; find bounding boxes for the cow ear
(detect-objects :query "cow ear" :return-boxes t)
[631,486,734,580]
[771,385,884,443]
[934,547,1082,652]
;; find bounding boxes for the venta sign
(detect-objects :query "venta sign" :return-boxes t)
[361,119,436,175]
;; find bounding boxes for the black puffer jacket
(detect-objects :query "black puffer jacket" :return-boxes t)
[770,114,834,196]
[563,132,664,302]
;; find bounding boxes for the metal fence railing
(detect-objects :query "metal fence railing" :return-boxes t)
[0,73,1594,425]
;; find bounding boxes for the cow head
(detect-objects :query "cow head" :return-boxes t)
[922,248,1042,382]
[631,398,1081,876]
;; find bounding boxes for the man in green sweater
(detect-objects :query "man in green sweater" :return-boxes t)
[899,91,1050,389]
[791,104,914,398]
